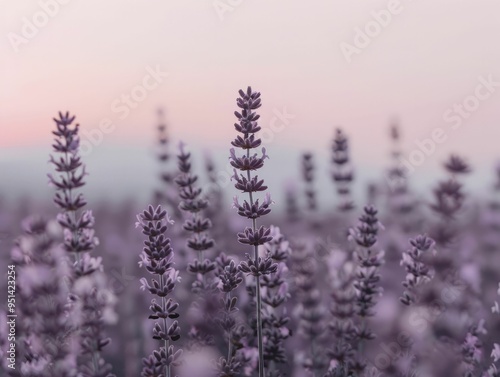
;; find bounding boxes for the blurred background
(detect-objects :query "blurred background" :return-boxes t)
[2,2,500,376]
[1,0,500,204]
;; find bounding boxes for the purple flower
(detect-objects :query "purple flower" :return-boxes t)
[11,217,78,377]
[301,152,318,214]
[48,112,114,377]
[331,128,355,212]
[174,142,216,294]
[137,205,182,377]
[444,154,471,175]
[400,235,436,306]
[230,87,275,377]
[348,206,385,373]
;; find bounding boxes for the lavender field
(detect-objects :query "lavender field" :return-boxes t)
[2,1,500,377]
[1,86,500,377]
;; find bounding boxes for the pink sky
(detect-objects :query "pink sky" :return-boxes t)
[1,0,500,168]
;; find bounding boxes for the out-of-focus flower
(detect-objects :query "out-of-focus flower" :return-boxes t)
[444,154,471,175]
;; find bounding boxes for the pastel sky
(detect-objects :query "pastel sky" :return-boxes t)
[1,0,500,201]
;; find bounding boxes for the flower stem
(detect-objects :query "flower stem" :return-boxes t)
[160,274,171,377]
[254,239,264,377]
[247,159,265,377]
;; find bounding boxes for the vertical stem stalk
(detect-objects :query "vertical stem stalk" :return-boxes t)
[160,274,170,377]
[246,150,265,377]
[227,292,233,361]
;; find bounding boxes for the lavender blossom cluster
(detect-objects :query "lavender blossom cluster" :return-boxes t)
[2,90,500,377]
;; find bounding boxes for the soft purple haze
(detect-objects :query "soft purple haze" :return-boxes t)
[1,0,500,200]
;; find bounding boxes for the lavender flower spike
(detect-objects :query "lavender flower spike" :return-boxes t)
[136,205,182,377]
[260,226,292,374]
[400,235,435,305]
[301,152,317,214]
[48,112,98,257]
[349,205,384,375]
[175,141,216,294]
[230,87,277,377]
[48,112,114,377]
[154,108,182,220]
[214,254,244,376]
[331,128,355,212]
[12,217,76,377]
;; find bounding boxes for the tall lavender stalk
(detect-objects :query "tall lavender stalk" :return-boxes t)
[175,142,219,350]
[400,235,435,305]
[290,240,327,376]
[204,153,227,248]
[430,155,470,248]
[175,142,216,294]
[327,261,357,375]
[386,123,407,196]
[301,153,319,228]
[349,205,384,374]
[11,216,76,377]
[427,155,478,376]
[302,152,317,213]
[48,112,97,259]
[284,184,300,224]
[260,226,291,376]
[154,109,182,220]
[386,123,418,232]
[136,205,182,377]
[428,154,470,306]
[48,112,114,377]
[230,87,276,377]
[214,254,244,376]
[331,129,354,212]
